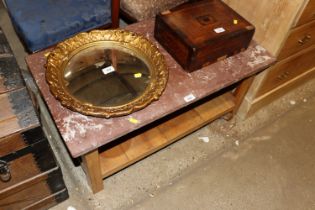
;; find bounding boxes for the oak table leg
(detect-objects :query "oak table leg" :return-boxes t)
[81,149,103,193]
[233,76,255,115]
[223,76,255,120]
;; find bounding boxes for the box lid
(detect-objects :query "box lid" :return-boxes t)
[158,0,254,47]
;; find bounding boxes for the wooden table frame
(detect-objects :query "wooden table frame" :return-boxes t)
[81,76,254,193]
[26,20,275,194]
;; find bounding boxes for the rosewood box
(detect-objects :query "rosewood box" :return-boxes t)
[154,0,255,72]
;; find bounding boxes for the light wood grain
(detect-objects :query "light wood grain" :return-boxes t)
[100,128,167,177]
[247,67,315,117]
[157,109,203,140]
[121,127,167,160]
[224,0,315,119]
[223,0,304,56]
[82,150,103,193]
[195,92,235,120]
[232,77,255,115]
[99,92,235,178]
[257,44,315,97]
[278,19,315,60]
[100,144,129,176]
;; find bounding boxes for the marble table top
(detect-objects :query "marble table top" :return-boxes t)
[26,20,275,158]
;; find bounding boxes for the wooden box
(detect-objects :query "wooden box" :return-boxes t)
[0,127,68,210]
[0,27,68,209]
[154,0,255,72]
[0,88,69,210]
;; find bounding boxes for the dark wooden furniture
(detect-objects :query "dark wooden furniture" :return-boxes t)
[154,0,255,72]
[26,20,275,194]
[111,0,120,28]
[0,28,68,209]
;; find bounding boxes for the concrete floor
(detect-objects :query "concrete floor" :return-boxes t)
[1,3,315,210]
[130,97,315,210]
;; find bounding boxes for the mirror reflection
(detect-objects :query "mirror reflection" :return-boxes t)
[64,45,151,107]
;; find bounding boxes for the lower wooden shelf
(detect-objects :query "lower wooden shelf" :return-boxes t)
[99,92,235,178]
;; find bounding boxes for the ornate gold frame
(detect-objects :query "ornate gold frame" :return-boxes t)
[46,29,168,118]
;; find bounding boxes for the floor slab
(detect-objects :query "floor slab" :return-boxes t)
[130,96,315,210]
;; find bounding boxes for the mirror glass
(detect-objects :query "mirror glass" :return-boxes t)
[64,45,151,107]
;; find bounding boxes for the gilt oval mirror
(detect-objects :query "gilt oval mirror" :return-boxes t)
[46,30,168,118]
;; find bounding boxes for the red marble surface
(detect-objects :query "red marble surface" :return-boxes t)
[26,20,275,158]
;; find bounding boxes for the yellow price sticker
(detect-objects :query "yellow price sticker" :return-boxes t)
[233,19,238,25]
[44,52,51,58]
[129,117,139,124]
[134,73,142,78]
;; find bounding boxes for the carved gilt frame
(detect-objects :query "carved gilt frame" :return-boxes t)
[46,29,168,118]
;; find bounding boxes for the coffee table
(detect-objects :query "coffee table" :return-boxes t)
[26,20,275,193]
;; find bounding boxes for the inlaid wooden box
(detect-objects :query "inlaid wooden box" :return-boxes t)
[0,27,68,209]
[154,0,255,72]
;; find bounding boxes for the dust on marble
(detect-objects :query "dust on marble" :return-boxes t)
[247,45,272,68]
[61,114,103,142]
